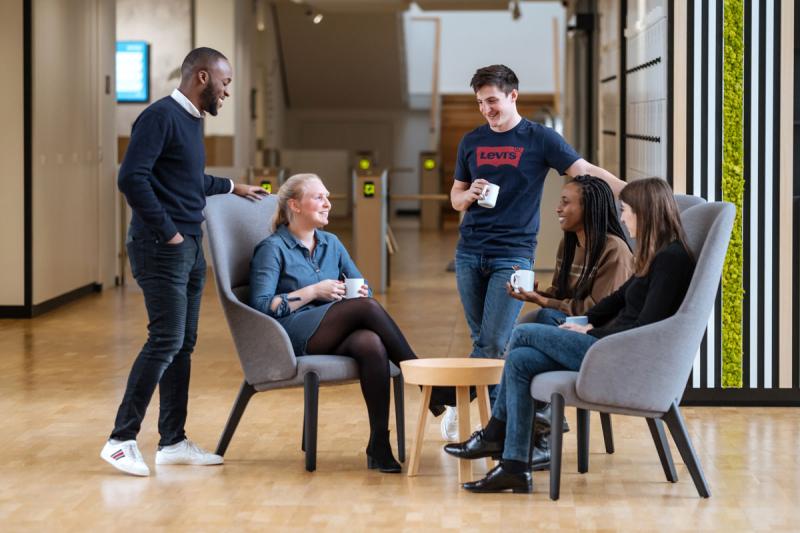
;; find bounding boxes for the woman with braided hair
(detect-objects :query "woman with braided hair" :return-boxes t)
[500,175,634,469]
[507,174,633,324]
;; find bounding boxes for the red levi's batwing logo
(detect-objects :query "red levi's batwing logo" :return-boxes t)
[476,146,525,168]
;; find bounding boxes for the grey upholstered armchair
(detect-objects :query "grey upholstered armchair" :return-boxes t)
[203,194,405,472]
[531,201,734,499]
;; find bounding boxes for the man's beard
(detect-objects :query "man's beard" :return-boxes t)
[200,83,219,116]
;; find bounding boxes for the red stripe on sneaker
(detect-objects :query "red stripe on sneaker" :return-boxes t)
[111,450,125,460]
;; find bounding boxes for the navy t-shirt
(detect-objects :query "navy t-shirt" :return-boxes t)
[454,118,581,257]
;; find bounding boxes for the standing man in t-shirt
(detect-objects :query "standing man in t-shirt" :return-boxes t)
[440,64,624,440]
[100,47,266,476]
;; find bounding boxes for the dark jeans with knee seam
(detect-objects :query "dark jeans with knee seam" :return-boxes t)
[110,228,205,447]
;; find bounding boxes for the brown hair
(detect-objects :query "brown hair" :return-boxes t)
[470,64,519,94]
[619,177,691,276]
[271,173,322,232]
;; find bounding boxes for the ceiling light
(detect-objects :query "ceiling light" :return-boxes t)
[305,7,323,24]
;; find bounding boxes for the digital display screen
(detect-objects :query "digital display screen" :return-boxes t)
[363,181,375,197]
[116,41,150,103]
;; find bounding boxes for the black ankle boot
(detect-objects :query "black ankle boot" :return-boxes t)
[366,430,401,474]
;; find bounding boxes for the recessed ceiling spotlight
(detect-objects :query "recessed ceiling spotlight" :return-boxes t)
[313,12,323,24]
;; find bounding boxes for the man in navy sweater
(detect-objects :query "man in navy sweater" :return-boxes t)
[101,47,266,476]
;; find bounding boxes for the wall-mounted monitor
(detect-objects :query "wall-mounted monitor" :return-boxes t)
[116,41,150,103]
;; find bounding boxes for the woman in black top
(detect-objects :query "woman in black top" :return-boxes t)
[444,177,695,493]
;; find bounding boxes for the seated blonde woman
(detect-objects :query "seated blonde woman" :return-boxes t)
[249,173,455,474]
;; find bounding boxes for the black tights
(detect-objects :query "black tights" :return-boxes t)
[306,298,417,435]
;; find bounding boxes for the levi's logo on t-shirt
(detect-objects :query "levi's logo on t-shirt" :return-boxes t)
[476,146,525,168]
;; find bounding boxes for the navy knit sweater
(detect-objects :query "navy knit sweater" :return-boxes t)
[118,96,231,240]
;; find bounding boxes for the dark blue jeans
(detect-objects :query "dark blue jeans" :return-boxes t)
[491,323,598,462]
[110,229,206,446]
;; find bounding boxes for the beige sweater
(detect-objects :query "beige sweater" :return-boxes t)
[539,234,633,316]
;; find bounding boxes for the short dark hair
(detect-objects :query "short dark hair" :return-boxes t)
[180,47,229,81]
[469,64,519,94]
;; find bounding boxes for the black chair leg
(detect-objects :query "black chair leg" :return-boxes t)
[215,381,256,456]
[301,412,306,452]
[577,408,590,473]
[303,372,320,472]
[393,374,406,463]
[549,393,565,500]
[647,417,678,483]
[662,402,710,498]
[600,412,615,454]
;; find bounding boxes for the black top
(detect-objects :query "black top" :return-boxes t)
[118,96,232,240]
[587,241,694,339]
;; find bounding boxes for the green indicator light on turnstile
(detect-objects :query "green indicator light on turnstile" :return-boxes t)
[358,158,371,171]
[363,181,375,197]
[423,158,436,171]
[260,180,272,194]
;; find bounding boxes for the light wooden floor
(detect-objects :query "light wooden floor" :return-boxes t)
[1,219,799,531]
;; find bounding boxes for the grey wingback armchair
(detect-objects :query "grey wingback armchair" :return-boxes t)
[203,194,405,472]
[531,201,734,499]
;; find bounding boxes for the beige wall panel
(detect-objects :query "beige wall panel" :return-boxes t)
[97,0,118,288]
[0,0,25,306]
[116,0,192,137]
[778,0,794,387]
[196,0,235,136]
[671,0,687,193]
[32,0,99,304]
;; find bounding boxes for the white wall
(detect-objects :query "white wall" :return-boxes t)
[404,2,566,97]
[0,0,25,306]
[116,0,192,137]
[284,108,431,213]
[195,0,236,136]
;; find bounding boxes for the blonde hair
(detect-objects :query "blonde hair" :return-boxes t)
[271,173,323,232]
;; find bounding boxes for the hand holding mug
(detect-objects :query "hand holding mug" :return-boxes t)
[506,280,547,306]
[316,279,346,301]
[467,179,490,203]
[559,322,594,334]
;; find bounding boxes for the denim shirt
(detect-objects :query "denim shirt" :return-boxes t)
[249,225,365,318]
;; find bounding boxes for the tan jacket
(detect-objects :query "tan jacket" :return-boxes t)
[539,234,633,316]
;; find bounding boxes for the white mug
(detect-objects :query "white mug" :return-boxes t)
[564,315,589,326]
[477,183,500,208]
[510,270,535,293]
[344,278,365,299]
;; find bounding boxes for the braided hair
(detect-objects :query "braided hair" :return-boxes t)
[555,175,630,300]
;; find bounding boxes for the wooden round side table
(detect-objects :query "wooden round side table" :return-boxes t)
[400,357,505,483]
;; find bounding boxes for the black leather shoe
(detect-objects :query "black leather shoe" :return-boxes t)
[462,464,533,493]
[535,402,570,433]
[531,443,550,471]
[443,429,503,460]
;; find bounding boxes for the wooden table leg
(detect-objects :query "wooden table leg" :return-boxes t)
[476,385,495,471]
[456,385,472,483]
[407,385,431,476]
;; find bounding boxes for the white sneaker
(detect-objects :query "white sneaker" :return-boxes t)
[155,439,224,466]
[100,439,150,477]
[440,406,459,442]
